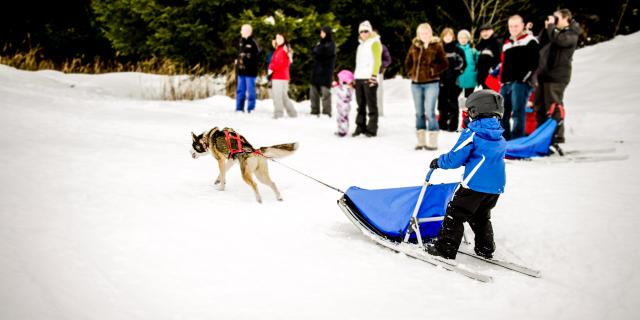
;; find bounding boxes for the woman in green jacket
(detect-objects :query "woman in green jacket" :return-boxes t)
[457,29,478,97]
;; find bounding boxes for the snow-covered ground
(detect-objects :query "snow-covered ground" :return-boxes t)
[1,32,639,320]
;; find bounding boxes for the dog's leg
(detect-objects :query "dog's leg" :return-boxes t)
[240,162,262,203]
[255,160,283,201]
[216,158,227,191]
[215,160,234,185]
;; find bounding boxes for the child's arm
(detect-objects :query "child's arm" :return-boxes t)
[437,131,474,169]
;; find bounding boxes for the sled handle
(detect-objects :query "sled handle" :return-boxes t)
[425,168,435,183]
[403,167,436,246]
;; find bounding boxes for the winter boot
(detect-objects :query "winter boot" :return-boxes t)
[425,131,438,150]
[474,246,494,259]
[415,129,426,150]
[425,241,446,258]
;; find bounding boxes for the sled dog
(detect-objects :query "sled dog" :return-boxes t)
[190,127,298,203]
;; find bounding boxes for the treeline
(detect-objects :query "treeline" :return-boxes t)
[1,0,637,96]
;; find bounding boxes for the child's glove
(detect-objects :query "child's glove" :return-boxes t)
[429,158,439,169]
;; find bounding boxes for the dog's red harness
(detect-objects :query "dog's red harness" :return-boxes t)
[224,129,263,159]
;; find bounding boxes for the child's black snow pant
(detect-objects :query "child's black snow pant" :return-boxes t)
[434,187,500,259]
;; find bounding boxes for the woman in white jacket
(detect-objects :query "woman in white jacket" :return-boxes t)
[352,20,382,137]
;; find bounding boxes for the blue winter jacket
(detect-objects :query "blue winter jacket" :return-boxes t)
[437,117,506,194]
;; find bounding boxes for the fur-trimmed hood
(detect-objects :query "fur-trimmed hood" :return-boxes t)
[358,31,380,44]
[404,36,448,83]
[412,36,441,48]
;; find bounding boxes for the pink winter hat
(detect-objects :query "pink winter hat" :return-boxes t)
[337,70,354,84]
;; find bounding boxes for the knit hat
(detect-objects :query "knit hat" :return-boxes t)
[358,20,372,32]
[479,23,493,31]
[337,70,354,84]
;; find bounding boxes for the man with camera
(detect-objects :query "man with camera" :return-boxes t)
[535,9,581,144]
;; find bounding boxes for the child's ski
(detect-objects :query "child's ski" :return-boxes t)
[457,249,541,278]
[369,233,493,283]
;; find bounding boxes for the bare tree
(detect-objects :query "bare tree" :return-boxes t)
[614,0,630,36]
[460,0,531,39]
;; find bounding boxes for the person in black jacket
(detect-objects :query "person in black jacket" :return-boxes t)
[236,24,262,113]
[534,9,580,143]
[438,28,466,132]
[310,26,336,117]
[500,15,539,140]
[475,23,502,89]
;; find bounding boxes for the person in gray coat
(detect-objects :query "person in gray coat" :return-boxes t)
[534,9,580,143]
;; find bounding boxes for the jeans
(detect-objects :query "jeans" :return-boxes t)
[411,82,439,131]
[500,81,532,140]
[236,75,256,112]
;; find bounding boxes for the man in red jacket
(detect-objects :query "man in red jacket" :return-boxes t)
[499,15,539,140]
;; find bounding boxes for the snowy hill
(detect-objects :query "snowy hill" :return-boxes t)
[1,32,639,319]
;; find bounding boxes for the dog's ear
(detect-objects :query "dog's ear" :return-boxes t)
[191,132,197,141]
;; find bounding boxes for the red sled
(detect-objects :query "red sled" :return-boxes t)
[485,74,501,93]
[525,108,537,135]
[525,90,537,135]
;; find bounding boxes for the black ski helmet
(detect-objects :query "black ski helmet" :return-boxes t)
[466,89,504,120]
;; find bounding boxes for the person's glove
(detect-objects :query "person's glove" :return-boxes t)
[368,75,378,87]
[429,158,439,169]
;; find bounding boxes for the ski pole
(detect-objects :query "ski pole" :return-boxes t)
[403,168,435,247]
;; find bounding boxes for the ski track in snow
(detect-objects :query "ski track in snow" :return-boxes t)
[1,32,640,319]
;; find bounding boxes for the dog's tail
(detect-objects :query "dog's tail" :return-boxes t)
[259,142,299,159]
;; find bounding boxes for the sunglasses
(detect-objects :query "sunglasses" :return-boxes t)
[359,30,370,34]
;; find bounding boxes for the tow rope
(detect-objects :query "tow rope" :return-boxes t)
[266,157,345,194]
[223,128,343,193]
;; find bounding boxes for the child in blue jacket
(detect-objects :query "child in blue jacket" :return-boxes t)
[426,89,506,259]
